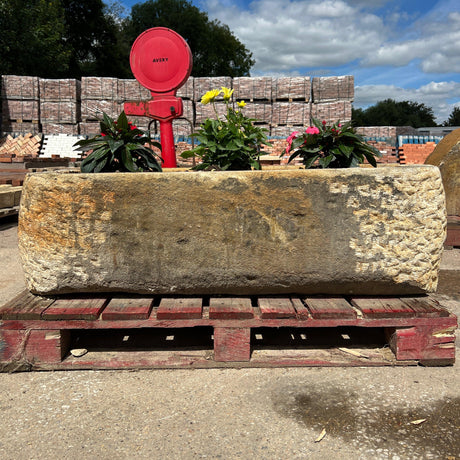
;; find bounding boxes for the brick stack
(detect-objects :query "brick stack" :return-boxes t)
[0,133,42,169]
[39,79,81,134]
[40,134,85,159]
[232,77,272,133]
[270,77,311,138]
[398,142,437,165]
[311,76,353,124]
[80,77,121,135]
[1,76,40,134]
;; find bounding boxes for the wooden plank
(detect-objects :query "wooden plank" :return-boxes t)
[101,297,153,320]
[387,320,456,364]
[0,290,55,320]
[291,297,311,319]
[42,297,108,320]
[304,297,356,319]
[258,297,297,319]
[351,297,415,318]
[209,297,254,319]
[156,298,202,319]
[213,327,251,361]
[401,296,450,318]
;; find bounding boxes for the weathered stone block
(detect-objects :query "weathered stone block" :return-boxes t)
[18,166,446,296]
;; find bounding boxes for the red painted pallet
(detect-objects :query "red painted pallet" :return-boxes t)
[0,290,457,371]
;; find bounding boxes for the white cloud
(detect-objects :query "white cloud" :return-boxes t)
[363,10,460,72]
[355,81,460,123]
[205,0,386,72]
[203,0,460,123]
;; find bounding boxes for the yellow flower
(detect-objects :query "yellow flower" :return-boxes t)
[221,86,234,101]
[237,100,246,108]
[201,89,221,105]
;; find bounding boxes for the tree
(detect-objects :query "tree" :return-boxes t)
[0,0,70,77]
[124,0,255,77]
[352,99,437,128]
[61,0,130,77]
[443,107,460,126]
[0,0,131,78]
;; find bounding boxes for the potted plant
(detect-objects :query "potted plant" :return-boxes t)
[286,118,381,168]
[180,87,270,170]
[74,111,162,172]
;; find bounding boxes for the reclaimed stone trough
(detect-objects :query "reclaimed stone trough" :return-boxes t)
[18,166,446,296]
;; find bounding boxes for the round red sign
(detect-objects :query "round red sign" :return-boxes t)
[130,27,192,93]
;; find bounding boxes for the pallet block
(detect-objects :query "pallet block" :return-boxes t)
[0,291,457,371]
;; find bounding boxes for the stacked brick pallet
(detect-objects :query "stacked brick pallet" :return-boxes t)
[39,78,81,134]
[311,76,353,125]
[80,77,120,135]
[1,76,40,134]
[398,142,437,165]
[1,74,355,138]
[0,133,42,159]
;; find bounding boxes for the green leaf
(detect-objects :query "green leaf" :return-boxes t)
[319,154,335,168]
[121,149,136,171]
[116,111,129,131]
[303,154,320,169]
[107,138,124,154]
[338,144,353,158]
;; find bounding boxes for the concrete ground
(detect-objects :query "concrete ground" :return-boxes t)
[0,215,459,460]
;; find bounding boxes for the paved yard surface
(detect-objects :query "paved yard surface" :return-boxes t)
[1,216,459,460]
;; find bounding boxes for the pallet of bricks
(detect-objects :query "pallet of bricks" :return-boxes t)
[311,76,353,125]
[1,76,40,135]
[79,77,121,136]
[39,78,80,134]
[356,126,398,164]
[0,133,42,171]
[270,77,312,163]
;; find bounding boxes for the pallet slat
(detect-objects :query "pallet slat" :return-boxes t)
[42,297,107,320]
[258,297,297,319]
[351,297,415,318]
[400,296,451,318]
[304,297,356,319]
[101,297,153,320]
[209,297,254,319]
[0,290,55,320]
[291,297,311,319]
[156,298,202,319]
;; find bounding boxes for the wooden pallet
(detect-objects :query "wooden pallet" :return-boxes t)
[0,290,457,371]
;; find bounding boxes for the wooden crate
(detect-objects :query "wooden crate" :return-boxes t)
[0,291,456,371]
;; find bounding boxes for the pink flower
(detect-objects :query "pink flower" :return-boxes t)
[306,126,320,135]
[286,131,299,153]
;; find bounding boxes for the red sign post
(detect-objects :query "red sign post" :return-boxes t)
[124,27,193,168]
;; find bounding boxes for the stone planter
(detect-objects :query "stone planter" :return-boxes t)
[18,166,446,296]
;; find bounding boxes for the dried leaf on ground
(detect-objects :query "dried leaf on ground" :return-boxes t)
[315,428,327,442]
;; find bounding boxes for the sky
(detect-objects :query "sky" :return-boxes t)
[120,0,460,124]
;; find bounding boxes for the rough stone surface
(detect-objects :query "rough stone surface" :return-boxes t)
[425,137,460,217]
[18,166,446,296]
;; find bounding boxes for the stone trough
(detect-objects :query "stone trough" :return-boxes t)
[18,165,446,296]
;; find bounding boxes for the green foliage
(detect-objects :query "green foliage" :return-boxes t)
[0,0,130,78]
[181,89,269,170]
[0,0,254,78]
[0,0,70,77]
[442,107,460,127]
[352,99,437,128]
[74,111,162,172]
[125,0,255,77]
[61,0,130,78]
[286,119,381,168]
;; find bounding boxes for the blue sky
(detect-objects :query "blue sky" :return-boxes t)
[119,0,460,123]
